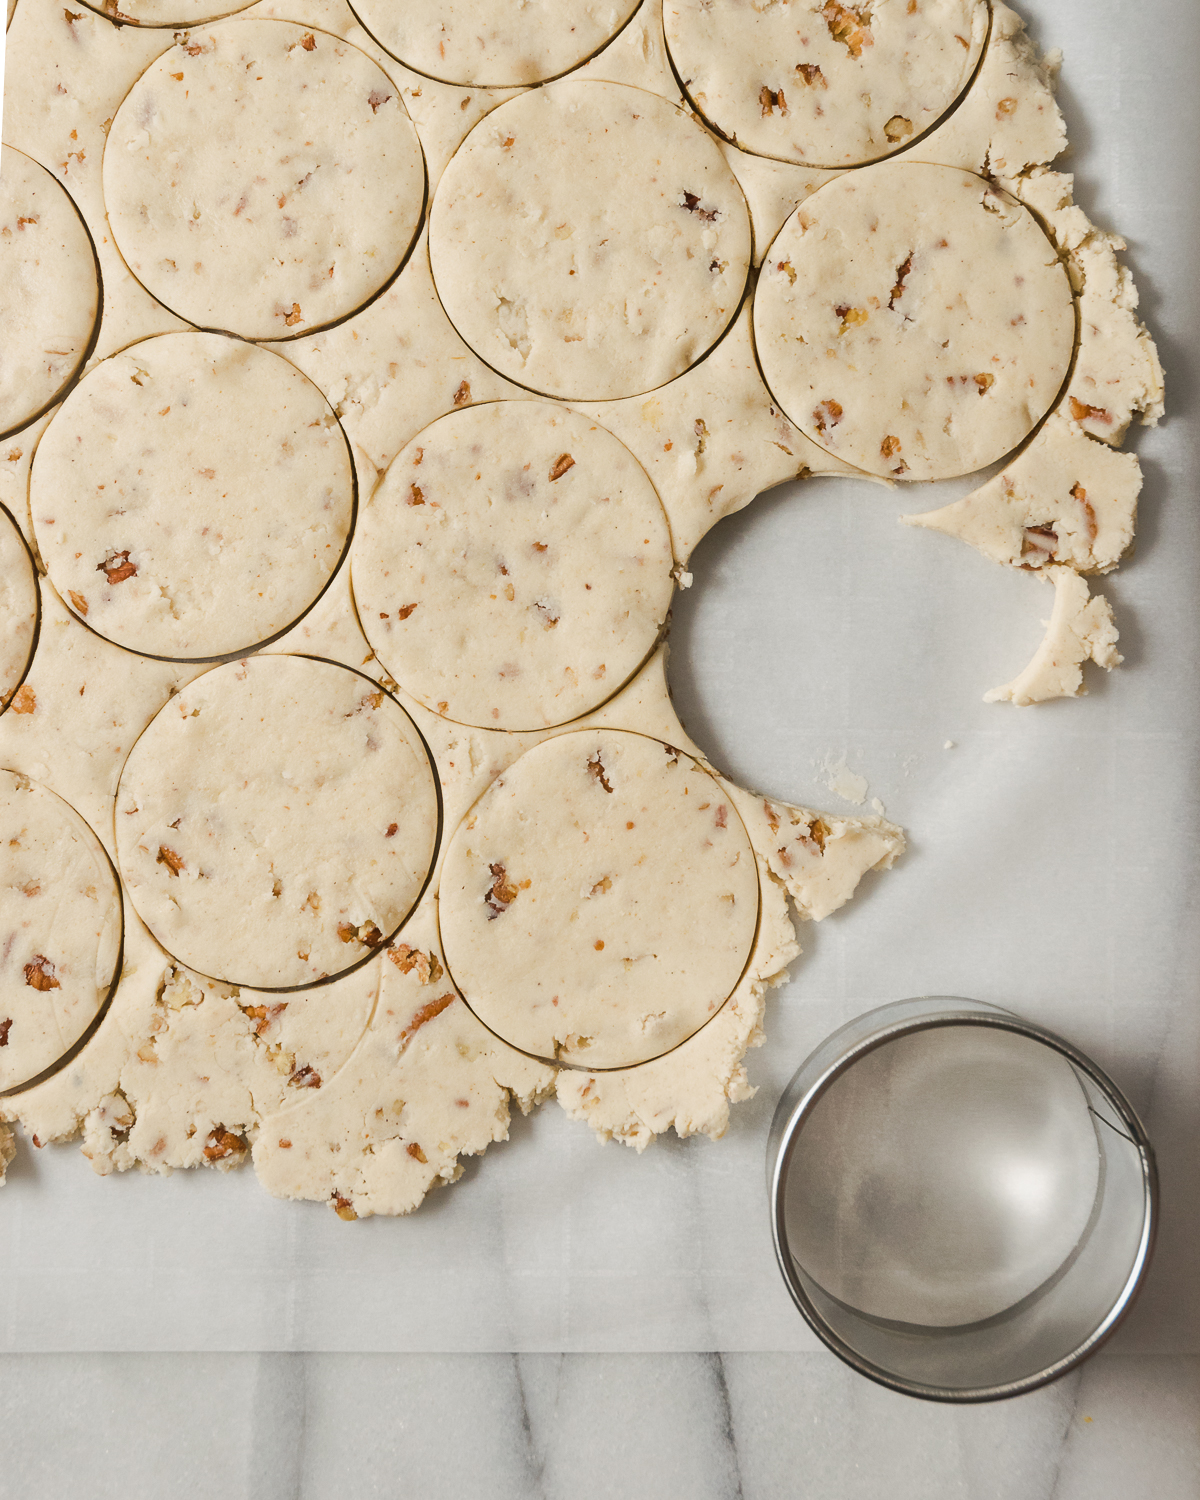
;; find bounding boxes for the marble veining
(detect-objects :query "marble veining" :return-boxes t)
[0,1351,1195,1499]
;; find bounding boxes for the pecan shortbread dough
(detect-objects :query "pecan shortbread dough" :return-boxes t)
[904,410,1141,575]
[31,332,354,661]
[0,146,99,440]
[0,505,38,714]
[665,0,987,168]
[116,654,439,989]
[76,0,254,24]
[755,161,1075,481]
[0,770,122,1092]
[104,20,426,340]
[353,401,675,730]
[439,729,760,1069]
[984,567,1120,707]
[350,0,641,87]
[429,79,752,400]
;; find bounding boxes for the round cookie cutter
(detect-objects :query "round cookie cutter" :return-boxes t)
[768,997,1157,1402]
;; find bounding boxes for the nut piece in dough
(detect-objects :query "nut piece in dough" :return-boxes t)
[31,332,355,662]
[430,80,752,401]
[440,730,760,1069]
[350,0,642,87]
[103,20,426,340]
[754,162,1075,480]
[354,402,675,730]
[665,0,987,168]
[0,145,99,441]
[0,771,122,1092]
[0,505,39,715]
[116,654,439,989]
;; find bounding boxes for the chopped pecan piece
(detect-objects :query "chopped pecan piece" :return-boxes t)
[332,1192,358,1221]
[408,483,425,505]
[24,955,60,991]
[549,453,575,482]
[681,191,719,223]
[68,590,89,616]
[453,379,471,407]
[399,992,455,1046]
[10,685,36,715]
[0,1019,11,1046]
[283,302,303,327]
[396,603,418,620]
[288,1063,322,1089]
[974,373,995,395]
[389,944,444,984]
[759,85,787,117]
[486,862,520,918]
[98,550,137,584]
[822,0,872,57]
[1022,525,1058,560]
[1071,482,1098,543]
[884,115,913,142]
[203,1128,245,1162]
[367,89,390,113]
[1069,397,1113,426]
[881,435,902,459]
[157,845,185,877]
[796,63,827,88]
[888,253,914,310]
[587,753,614,794]
[406,1142,428,1163]
[812,399,843,437]
[299,31,315,49]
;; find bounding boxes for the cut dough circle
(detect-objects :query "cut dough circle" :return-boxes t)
[0,505,39,715]
[0,145,100,441]
[439,729,759,1069]
[0,770,122,1092]
[349,0,642,87]
[353,402,675,731]
[429,80,752,401]
[116,654,440,990]
[664,0,988,169]
[30,332,355,662]
[103,20,426,340]
[754,162,1075,481]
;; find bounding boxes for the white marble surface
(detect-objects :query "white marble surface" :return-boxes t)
[0,1351,1194,1498]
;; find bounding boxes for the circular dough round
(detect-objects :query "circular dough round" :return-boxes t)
[349,0,642,87]
[664,0,988,168]
[439,729,759,1068]
[0,145,99,440]
[754,162,1076,481]
[0,771,123,1092]
[116,654,440,990]
[429,80,752,401]
[353,402,675,731]
[104,20,426,340]
[30,332,354,662]
[0,505,39,714]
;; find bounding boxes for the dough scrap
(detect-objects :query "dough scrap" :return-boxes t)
[350,0,642,87]
[439,729,760,1069]
[354,401,675,730]
[253,917,557,1219]
[985,566,1121,707]
[103,19,427,340]
[0,770,122,1091]
[116,654,439,989]
[0,145,99,440]
[429,78,752,400]
[31,332,355,661]
[665,0,987,169]
[754,160,1075,481]
[904,410,1141,575]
